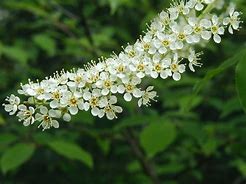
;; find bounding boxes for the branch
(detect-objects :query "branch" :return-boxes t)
[123,128,161,184]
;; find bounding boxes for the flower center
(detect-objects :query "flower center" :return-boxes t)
[105,105,111,112]
[70,97,77,106]
[75,76,82,83]
[162,40,170,47]
[43,115,50,122]
[52,91,61,100]
[143,43,150,50]
[178,33,186,41]
[211,26,218,33]
[154,64,162,72]
[117,65,125,73]
[171,64,178,72]
[194,26,202,33]
[24,111,32,117]
[91,74,99,83]
[90,97,98,107]
[137,64,145,71]
[104,80,112,88]
[125,84,134,92]
[36,88,44,95]
[128,50,136,58]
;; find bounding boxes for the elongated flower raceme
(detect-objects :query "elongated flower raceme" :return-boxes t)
[2,0,242,130]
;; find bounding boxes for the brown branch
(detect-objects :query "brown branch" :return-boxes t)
[123,128,161,184]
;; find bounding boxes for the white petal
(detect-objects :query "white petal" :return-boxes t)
[173,72,181,81]
[201,31,211,40]
[160,71,168,79]
[50,100,59,108]
[133,89,142,98]
[18,104,27,111]
[40,106,48,115]
[83,91,91,100]
[213,34,221,43]
[91,107,99,116]
[117,85,125,94]
[52,120,59,128]
[63,113,71,122]
[23,120,31,126]
[124,93,132,102]
[69,106,78,115]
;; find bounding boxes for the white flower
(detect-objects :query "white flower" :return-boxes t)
[149,54,170,79]
[108,55,129,79]
[67,69,87,88]
[124,44,142,58]
[3,94,20,115]
[188,49,203,72]
[186,0,205,11]
[17,104,35,126]
[129,56,151,79]
[187,17,212,42]
[60,91,84,115]
[48,85,67,108]
[138,86,157,107]
[83,89,102,116]
[149,19,164,35]
[117,77,142,102]
[136,34,157,54]
[35,106,59,130]
[165,53,186,81]
[95,72,118,95]
[159,11,171,26]
[210,15,225,43]
[169,1,190,20]
[99,96,123,120]
[223,5,241,34]
[154,32,176,53]
[171,23,193,49]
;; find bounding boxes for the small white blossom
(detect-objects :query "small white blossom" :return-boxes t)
[17,105,35,126]
[35,106,59,130]
[138,86,157,107]
[210,15,225,43]
[3,94,20,115]
[188,49,203,72]
[223,5,241,34]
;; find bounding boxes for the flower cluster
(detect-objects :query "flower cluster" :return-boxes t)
[2,0,242,130]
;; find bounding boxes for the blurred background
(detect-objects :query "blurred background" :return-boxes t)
[0,0,246,183]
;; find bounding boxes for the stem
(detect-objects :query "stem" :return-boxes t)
[78,0,100,58]
[123,128,161,184]
[198,1,217,19]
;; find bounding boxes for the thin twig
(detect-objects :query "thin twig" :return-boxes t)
[123,128,161,184]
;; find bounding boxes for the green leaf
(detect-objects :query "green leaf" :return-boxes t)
[33,34,56,56]
[0,114,5,125]
[194,49,245,95]
[201,139,218,156]
[1,45,29,65]
[140,122,176,158]
[236,50,246,112]
[48,140,93,168]
[1,143,35,173]
[234,159,246,177]
[0,133,17,148]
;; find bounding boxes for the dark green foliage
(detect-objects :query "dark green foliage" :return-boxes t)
[0,0,246,183]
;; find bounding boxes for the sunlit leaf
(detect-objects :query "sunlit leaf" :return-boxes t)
[33,34,56,56]
[1,143,35,173]
[140,122,176,158]
[236,50,246,112]
[48,140,93,168]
